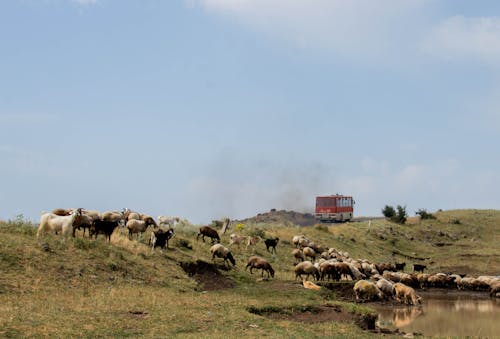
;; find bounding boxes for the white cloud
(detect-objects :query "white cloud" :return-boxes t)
[189,0,430,63]
[190,1,500,68]
[421,16,500,64]
[72,0,98,5]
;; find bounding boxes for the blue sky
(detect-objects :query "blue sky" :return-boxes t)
[1,0,499,223]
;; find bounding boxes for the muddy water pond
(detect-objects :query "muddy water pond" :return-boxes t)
[374,290,500,337]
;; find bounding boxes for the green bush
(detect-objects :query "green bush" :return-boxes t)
[416,209,436,220]
[382,205,396,219]
[382,205,407,224]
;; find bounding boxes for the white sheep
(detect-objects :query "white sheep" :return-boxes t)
[126,218,157,239]
[292,235,309,248]
[210,244,236,266]
[37,208,82,238]
[158,215,180,228]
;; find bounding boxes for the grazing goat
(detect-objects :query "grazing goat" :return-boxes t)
[37,208,82,238]
[126,218,157,239]
[197,226,220,243]
[413,264,427,273]
[264,237,279,254]
[395,262,406,271]
[210,244,236,266]
[245,256,275,278]
[90,219,120,242]
[150,228,175,251]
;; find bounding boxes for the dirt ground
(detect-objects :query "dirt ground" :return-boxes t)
[179,259,235,290]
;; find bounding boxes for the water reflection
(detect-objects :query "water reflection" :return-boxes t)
[375,293,500,337]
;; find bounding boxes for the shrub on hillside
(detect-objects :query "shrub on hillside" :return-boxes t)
[382,204,407,224]
[416,209,436,220]
[382,205,396,219]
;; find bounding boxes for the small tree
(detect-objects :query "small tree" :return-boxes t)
[382,205,396,219]
[416,209,436,220]
[395,205,407,224]
[382,204,407,224]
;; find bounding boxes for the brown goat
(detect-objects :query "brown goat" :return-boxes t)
[197,226,220,243]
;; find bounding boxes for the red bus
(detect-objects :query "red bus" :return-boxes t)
[315,195,354,222]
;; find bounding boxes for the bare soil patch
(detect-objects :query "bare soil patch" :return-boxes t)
[248,303,377,330]
[179,259,235,291]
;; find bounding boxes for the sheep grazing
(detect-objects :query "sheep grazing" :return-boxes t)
[264,237,279,254]
[302,247,316,261]
[294,261,320,281]
[229,233,247,248]
[319,261,341,281]
[157,216,180,228]
[353,280,384,302]
[37,208,82,238]
[292,248,305,264]
[126,218,157,239]
[394,282,422,305]
[375,277,395,298]
[334,262,356,281]
[90,219,120,242]
[245,256,275,278]
[197,226,220,244]
[292,235,309,248]
[150,228,175,251]
[210,244,236,267]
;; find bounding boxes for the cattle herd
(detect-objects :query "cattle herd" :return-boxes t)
[35,208,500,303]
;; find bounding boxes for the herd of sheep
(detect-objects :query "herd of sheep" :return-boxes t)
[36,207,177,250]
[289,234,500,303]
[35,208,500,303]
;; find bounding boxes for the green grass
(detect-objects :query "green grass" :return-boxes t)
[0,209,499,337]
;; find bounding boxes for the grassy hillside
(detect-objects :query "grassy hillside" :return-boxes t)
[0,210,498,337]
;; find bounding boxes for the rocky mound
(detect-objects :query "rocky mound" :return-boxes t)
[237,209,316,227]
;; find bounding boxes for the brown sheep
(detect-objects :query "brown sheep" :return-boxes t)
[302,247,316,261]
[197,226,220,243]
[245,256,275,278]
[292,248,305,264]
[394,282,422,305]
[294,261,320,281]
